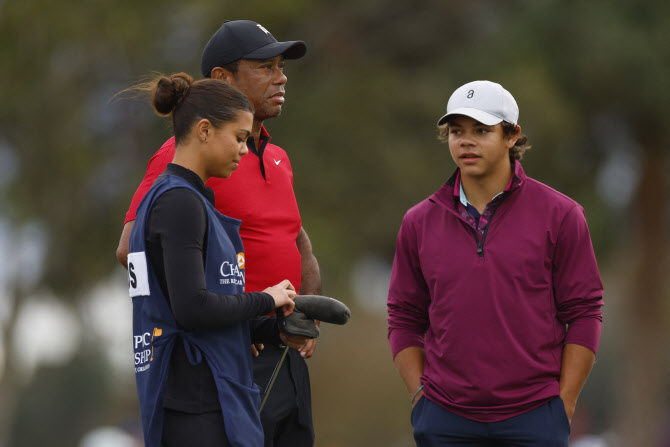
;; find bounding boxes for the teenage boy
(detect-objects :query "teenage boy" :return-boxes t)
[387,80,604,446]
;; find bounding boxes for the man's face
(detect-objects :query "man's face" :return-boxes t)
[447,115,517,181]
[229,56,287,122]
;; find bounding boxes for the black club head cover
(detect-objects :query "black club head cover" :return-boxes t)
[293,295,351,325]
[277,308,320,338]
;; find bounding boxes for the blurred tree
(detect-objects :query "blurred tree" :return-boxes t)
[0,0,211,442]
[9,350,112,447]
[503,3,670,444]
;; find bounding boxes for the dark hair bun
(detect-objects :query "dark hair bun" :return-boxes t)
[153,73,194,115]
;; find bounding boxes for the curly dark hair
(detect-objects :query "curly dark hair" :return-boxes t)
[501,122,531,160]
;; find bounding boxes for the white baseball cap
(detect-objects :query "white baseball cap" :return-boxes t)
[437,80,519,126]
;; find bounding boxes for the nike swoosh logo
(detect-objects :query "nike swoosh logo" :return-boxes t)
[274,159,281,165]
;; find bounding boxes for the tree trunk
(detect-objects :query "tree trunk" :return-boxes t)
[616,144,669,447]
[0,287,24,447]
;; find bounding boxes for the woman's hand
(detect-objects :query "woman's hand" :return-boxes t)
[263,279,296,316]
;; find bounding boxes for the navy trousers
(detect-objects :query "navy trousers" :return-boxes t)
[162,409,232,447]
[412,397,570,447]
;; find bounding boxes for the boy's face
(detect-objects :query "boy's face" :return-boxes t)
[447,115,518,181]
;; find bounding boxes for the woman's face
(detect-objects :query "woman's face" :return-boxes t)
[205,111,253,178]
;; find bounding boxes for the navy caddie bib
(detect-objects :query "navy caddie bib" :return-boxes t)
[127,175,263,447]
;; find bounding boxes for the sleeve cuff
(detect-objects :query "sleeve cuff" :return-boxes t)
[389,328,425,359]
[565,316,602,355]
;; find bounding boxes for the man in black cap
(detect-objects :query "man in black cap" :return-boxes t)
[117,20,321,447]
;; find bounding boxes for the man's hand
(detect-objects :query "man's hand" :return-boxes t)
[251,342,264,357]
[300,320,320,358]
[301,336,317,358]
[560,394,576,424]
[283,319,320,358]
[279,330,311,358]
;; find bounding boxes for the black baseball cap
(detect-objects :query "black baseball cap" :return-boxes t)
[201,20,307,78]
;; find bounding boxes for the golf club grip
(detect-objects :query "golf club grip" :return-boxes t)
[293,295,351,325]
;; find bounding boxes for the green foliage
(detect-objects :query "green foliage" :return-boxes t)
[9,350,113,447]
[4,0,662,297]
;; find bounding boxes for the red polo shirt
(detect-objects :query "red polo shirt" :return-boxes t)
[124,127,302,292]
